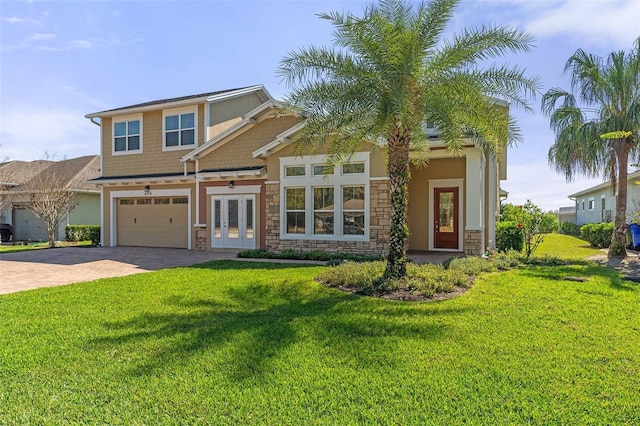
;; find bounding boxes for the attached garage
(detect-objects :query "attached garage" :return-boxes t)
[116,196,189,248]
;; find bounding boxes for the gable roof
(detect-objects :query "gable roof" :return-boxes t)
[181,99,300,162]
[568,170,640,198]
[0,159,53,186]
[9,156,101,193]
[85,85,272,118]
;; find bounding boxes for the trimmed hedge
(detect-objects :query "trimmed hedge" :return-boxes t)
[560,221,581,237]
[580,222,614,248]
[65,225,100,246]
[496,221,524,252]
[237,249,383,264]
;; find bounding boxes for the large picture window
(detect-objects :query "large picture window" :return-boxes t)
[113,114,142,154]
[163,107,197,150]
[280,153,370,240]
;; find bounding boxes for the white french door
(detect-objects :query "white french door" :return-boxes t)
[211,195,255,249]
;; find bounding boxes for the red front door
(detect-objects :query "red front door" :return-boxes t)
[434,187,458,250]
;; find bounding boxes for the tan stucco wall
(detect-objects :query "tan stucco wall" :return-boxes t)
[101,105,204,177]
[199,116,302,171]
[101,183,196,247]
[265,143,387,181]
[407,157,466,251]
[208,93,264,137]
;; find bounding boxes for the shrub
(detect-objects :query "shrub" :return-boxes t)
[316,261,385,293]
[237,249,383,263]
[491,250,524,270]
[540,213,558,234]
[560,221,581,237]
[65,225,100,245]
[446,256,495,275]
[580,222,614,248]
[496,221,524,252]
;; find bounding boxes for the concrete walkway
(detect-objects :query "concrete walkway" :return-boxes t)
[0,246,238,294]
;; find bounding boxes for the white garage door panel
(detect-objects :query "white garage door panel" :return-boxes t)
[117,198,188,248]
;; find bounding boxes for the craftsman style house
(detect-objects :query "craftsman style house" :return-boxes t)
[86,85,506,255]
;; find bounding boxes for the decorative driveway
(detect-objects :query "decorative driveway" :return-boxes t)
[0,246,236,294]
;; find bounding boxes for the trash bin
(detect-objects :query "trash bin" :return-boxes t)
[629,223,640,250]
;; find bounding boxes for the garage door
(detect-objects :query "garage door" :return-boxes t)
[117,197,188,248]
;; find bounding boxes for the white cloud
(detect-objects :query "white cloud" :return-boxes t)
[0,108,100,162]
[522,0,640,47]
[69,39,92,49]
[25,33,56,42]
[2,17,24,24]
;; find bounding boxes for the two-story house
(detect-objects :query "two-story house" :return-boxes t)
[86,85,507,255]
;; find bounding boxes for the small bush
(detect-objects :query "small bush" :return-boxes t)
[446,256,495,275]
[540,213,559,234]
[492,250,524,270]
[560,222,581,237]
[580,223,614,248]
[65,225,100,245]
[316,261,385,293]
[496,221,524,252]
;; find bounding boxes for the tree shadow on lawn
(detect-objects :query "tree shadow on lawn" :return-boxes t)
[516,260,640,292]
[89,263,468,382]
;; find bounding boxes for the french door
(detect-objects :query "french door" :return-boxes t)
[211,195,255,249]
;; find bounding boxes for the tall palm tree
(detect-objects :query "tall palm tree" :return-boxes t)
[543,38,640,259]
[278,0,539,279]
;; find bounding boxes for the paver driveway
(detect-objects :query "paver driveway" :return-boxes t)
[0,246,236,294]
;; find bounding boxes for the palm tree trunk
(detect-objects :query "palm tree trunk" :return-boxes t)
[609,140,629,259]
[384,124,411,279]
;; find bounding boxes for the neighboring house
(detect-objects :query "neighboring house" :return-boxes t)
[85,85,507,255]
[557,206,577,226]
[0,156,100,241]
[568,170,640,226]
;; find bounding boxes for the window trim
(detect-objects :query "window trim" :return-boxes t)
[588,197,595,211]
[112,113,143,156]
[279,153,370,241]
[162,105,198,152]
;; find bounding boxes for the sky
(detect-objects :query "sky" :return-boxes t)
[1,0,638,212]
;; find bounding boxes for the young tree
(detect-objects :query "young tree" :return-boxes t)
[543,38,640,259]
[279,0,539,279]
[24,158,77,247]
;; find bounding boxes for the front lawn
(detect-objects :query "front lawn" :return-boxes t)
[0,237,638,424]
[0,240,93,254]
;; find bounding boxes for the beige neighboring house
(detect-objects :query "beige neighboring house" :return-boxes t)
[85,85,507,255]
[0,156,100,242]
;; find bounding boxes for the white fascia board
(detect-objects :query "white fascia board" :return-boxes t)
[206,85,272,103]
[85,97,210,119]
[252,120,307,158]
[95,175,195,186]
[199,168,266,180]
[181,100,287,162]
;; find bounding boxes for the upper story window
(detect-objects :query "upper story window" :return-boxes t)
[113,114,142,155]
[163,106,197,151]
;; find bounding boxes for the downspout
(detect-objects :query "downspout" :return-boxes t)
[195,159,201,225]
[87,116,104,246]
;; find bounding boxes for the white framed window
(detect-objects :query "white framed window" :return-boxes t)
[280,153,370,241]
[588,198,595,210]
[163,106,197,151]
[112,113,142,155]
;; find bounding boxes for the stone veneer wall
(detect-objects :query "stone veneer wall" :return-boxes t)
[463,229,483,255]
[194,227,207,251]
[265,180,390,255]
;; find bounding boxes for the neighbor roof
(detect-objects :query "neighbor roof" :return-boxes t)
[568,170,640,198]
[11,155,101,193]
[0,159,53,186]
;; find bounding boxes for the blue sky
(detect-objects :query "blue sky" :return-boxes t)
[1,0,638,211]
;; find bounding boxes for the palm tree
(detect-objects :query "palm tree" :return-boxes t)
[543,38,640,259]
[278,0,539,279]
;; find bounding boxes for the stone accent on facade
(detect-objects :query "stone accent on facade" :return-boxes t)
[194,226,207,251]
[464,229,483,255]
[265,180,391,255]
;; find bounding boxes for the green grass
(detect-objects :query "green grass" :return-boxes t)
[0,240,93,254]
[535,232,603,259]
[0,236,638,424]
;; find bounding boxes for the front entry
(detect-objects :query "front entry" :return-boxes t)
[434,187,459,250]
[211,195,255,249]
